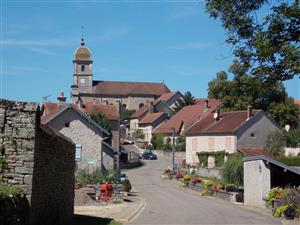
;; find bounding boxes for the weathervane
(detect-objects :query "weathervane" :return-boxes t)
[81,25,85,46]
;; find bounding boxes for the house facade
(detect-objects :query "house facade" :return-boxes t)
[71,39,171,110]
[41,102,115,172]
[185,107,279,166]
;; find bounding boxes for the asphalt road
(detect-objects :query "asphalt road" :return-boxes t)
[126,156,281,225]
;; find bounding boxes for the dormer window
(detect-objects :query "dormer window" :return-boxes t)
[81,65,85,72]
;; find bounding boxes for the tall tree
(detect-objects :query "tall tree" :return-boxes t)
[90,113,111,132]
[208,60,299,128]
[205,0,300,82]
[174,91,196,113]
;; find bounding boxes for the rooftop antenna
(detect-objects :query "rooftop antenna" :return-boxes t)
[42,95,51,102]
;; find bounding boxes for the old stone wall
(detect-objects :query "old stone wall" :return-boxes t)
[0,99,75,225]
[31,125,75,225]
[0,100,37,199]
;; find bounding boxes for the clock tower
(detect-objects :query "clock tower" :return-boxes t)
[71,38,93,104]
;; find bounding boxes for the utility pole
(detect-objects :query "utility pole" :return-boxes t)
[172,127,175,171]
[116,100,121,181]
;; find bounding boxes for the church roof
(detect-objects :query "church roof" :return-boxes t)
[92,81,170,96]
[74,39,92,61]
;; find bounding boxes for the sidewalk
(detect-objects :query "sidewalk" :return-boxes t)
[74,191,145,223]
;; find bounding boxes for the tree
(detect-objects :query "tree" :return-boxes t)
[208,60,299,128]
[151,133,164,150]
[221,153,244,186]
[205,0,300,82]
[174,91,196,113]
[91,113,111,132]
[132,129,145,140]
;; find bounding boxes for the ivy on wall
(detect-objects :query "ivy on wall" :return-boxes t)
[196,151,229,167]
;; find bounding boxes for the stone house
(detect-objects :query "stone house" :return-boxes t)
[0,99,75,225]
[153,99,219,143]
[41,102,115,172]
[138,112,169,143]
[71,39,171,110]
[129,92,183,137]
[185,107,279,166]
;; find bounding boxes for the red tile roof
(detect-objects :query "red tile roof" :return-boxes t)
[238,147,273,158]
[195,98,220,106]
[41,102,61,124]
[295,100,300,107]
[139,112,166,125]
[186,110,262,134]
[93,81,170,96]
[130,104,150,119]
[154,100,219,134]
[80,101,119,121]
[153,92,178,104]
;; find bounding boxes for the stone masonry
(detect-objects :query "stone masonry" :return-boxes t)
[0,99,75,225]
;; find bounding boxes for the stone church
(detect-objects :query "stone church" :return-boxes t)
[71,39,171,110]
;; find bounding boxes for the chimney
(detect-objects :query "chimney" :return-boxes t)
[57,92,67,104]
[247,105,253,119]
[148,101,154,114]
[204,99,209,111]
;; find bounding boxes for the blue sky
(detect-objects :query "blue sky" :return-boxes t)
[1,1,299,103]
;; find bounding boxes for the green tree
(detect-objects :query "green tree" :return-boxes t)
[221,153,244,186]
[174,91,196,113]
[176,135,186,151]
[91,113,111,132]
[208,60,299,128]
[151,133,164,149]
[205,0,300,82]
[132,129,145,140]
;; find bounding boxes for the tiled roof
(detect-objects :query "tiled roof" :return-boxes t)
[41,102,61,125]
[139,112,166,125]
[238,147,273,158]
[74,46,92,61]
[295,100,300,107]
[186,110,262,134]
[154,100,219,134]
[153,92,178,105]
[130,104,150,119]
[195,98,220,106]
[80,101,119,121]
[93,81,170,96]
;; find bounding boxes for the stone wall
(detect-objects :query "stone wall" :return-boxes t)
[0,99,75,225]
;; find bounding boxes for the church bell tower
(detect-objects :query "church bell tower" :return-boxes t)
[71,38,93,104]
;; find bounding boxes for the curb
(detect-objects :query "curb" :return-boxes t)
[123,194,146,223]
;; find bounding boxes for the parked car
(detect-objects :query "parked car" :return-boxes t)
[142,150,157,160]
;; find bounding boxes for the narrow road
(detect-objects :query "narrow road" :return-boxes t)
[126,156,281,225]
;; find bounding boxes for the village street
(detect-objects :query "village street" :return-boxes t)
[126,156,281,225]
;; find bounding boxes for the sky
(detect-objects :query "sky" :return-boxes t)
[1,0,299,104]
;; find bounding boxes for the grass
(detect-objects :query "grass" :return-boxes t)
[72,215,122,225]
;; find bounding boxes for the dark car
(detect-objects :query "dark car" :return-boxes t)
[142,150,157,160]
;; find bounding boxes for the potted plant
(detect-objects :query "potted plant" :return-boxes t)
[283,206,296,220]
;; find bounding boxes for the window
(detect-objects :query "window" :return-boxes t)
[139,103,144,109]
[65,122,70,127]
[75,144,82,160]
[208,137,215,150]
[250,132,255,138]
[122,104,127,109]
[81,65,85,71]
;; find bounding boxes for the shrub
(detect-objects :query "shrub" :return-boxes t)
[273,204,289,218]
[191,178,202,185]
[0,182,22,198]
[221,153,243,186]
[267,188,283,206]
[196,151,227,167]
[122,179,132,192]
[224,184,238,192]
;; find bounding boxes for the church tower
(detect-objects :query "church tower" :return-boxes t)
[71,38,93,104]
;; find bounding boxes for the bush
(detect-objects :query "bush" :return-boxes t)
[75,170,119,188]
[191,178,202,185]
[151,134,164,149]
[224,184,238,192]
[175,172,183,179]
[197,151,227,167]
[275,156,300,166]
[221,153,243,186]
[132,129,145,140]
[122,179,132,192]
